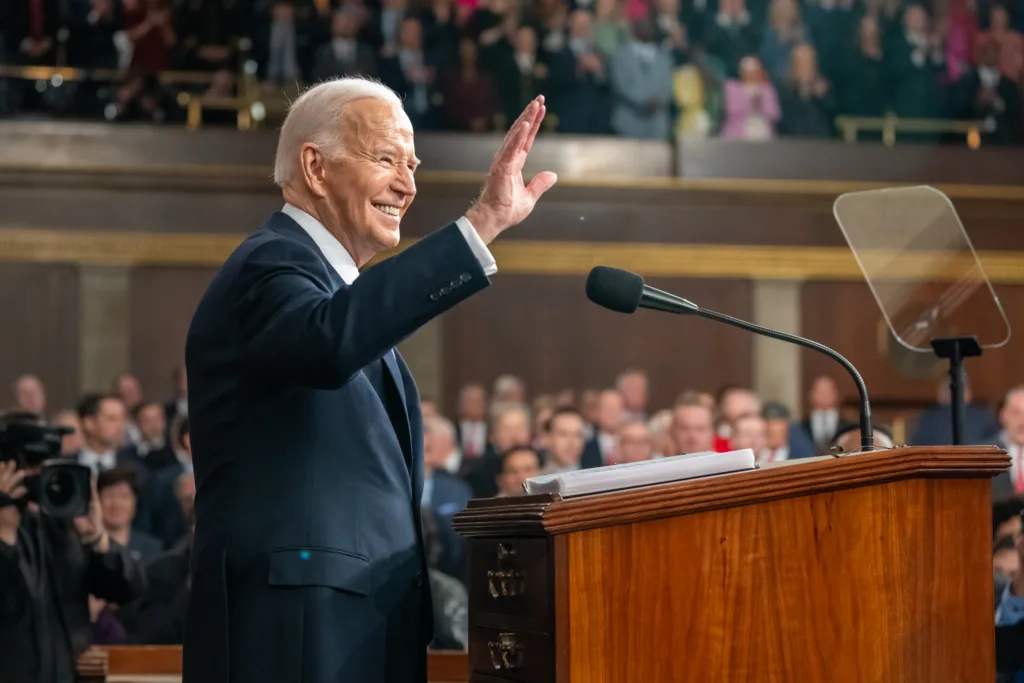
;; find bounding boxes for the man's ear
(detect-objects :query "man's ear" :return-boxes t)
[300,144,329,199]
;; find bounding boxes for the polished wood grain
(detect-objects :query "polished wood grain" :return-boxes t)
[453,446,1009,537]
[565,476,994,683]
[98,647,469,682]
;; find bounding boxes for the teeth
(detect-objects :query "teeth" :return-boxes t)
[373,204,400,217]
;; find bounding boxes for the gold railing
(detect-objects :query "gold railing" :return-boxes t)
[835,114,985,147]
[0,64,215,87]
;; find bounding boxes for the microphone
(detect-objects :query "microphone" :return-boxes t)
[586,266,874,453]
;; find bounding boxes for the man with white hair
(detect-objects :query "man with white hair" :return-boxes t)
[183,78,556,683]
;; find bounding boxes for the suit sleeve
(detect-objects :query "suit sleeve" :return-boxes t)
[86,539,148,606]
[234,222,489,389]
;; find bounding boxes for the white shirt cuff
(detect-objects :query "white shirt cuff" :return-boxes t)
[456,216,498,277]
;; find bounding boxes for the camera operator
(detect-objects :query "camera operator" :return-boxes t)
[0,413,147,683]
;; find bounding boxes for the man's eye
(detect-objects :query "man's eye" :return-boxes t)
[381,156,395,164]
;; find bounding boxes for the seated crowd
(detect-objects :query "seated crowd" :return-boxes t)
[8,366,1024,653]
[1,0,1023,141]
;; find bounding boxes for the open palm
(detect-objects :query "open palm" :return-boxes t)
[467,96,558,244]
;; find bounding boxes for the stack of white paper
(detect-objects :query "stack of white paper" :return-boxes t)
[523,449,756,497]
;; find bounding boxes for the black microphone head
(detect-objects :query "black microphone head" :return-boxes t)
[586,266,645,314]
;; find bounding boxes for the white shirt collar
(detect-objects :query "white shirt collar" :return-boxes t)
[79,447,117,473]
[282,203,361,284]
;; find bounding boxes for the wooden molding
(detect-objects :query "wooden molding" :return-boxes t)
[453,446,1009,537]
[3,228,1024,283]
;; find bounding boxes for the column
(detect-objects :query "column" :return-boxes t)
[78,265,131,394]
[751,279,803,416]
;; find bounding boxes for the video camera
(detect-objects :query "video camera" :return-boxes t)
[0,412,92,517]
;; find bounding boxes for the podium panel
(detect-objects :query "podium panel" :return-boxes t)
[454,447,1008,683]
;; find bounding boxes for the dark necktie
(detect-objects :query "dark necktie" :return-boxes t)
[363,352,411,466]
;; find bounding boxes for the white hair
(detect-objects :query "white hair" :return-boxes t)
[272,77,403,188]
[424,415,456,442]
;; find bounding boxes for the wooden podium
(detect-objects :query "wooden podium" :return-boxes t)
[452,446,1008,683]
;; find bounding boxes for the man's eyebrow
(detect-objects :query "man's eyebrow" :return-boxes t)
[411,156,422,167]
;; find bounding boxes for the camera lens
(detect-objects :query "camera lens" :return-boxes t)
[45,469,76,507]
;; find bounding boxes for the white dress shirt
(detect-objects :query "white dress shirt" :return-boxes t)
[810,409,839,445]
[79,447,117,474]
[281,203,497,285]
[458,420,487,459]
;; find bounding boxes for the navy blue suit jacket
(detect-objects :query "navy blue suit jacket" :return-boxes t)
[181,212,488,683]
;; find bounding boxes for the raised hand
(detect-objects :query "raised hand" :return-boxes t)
[466,96,558,245]
[0,460,25,546]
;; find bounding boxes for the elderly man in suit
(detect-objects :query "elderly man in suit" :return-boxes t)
[181,78,556,683]
[609,18,674,139]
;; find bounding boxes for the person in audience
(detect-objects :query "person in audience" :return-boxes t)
[996,534,1020,583]
[721,55,781,140]
[995,499,1024,542]
[886,4,948,120]
[778,43,835,137]
[422,416,473,579]
[257,0,310,85]
[12,373,46,415]
[488,24,549,133]
[616,369,648,421]
[804,0,858,84]
[312,10,378,82]
[647,408,675,457]
[68,0,120,69]
[549,9,611,134]
[609,18,674,139]
[441,38,499,131]
[98,466,164,563]
[370,0,408,53]
[671,392,716,454]
[9,0,61,66]
[760,0,809,84]
[141,417,194,547]
[123,400,178,470]
[380,17,439,129]
[421,0,460,72]
[419,508,469,650]
[582,389,623,467]
[53,409,85,456]
[976,4,1024,83]
[763,401,816,460]
[465,403,531,497]
[838,14,887,117]
[579,388,601,436]
[533,402,555,452]
[455,383,489,464]
[593,0,630,58]
[175,0,245,71]
[731,413,769,461]
[496,445,543,496]
[618,419,652,462]
[543,407,587,473]
[704,0,759,77]
[799,375,852,450]
[76,393,130,473]
[993,386,1024,501]
[90,593,128,645]
[912,375,1001,447]
[493,374,527,405]
[654,0,688,64]
[122,0,177,74]
[118,520,193,645]
[956,38,1023,144]
[115,372,144,445]
[673,42,725,139]
[714,386,761,450]
[164,366,187,437]
[943,0,979,83]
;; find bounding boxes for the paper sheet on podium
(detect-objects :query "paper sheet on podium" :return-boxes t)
[523,449,756,497]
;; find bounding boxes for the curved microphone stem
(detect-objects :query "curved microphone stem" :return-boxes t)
[692,306,874,453]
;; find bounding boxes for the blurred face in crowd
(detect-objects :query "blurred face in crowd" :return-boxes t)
[568,9,593,39]
[672,404,714,454]
[991,5,1009,31]
[809,376,839,412]
[765,418,789,451]
[458,384,487,421]
[731,415,767,454]
[596,0,622,19]
[791,44,818,81]
[117,374,143,411]
[83,398,127,450]
[771,0,798,29]
[458,38,479,68]
[137,402,166,444]
[498,447,540,496]
[420,399,438,419]
[740,56,767,84]
[14,375,45,415]
[333,11,360,39]
[515,26,537,54]
[1001,390,1024,446]
[53,410,83,456]
[494,375,526,404]
[423,419,455,470]
[997,515,1022,541]
[859,15,881,51]
[995,545,1019,580]
[619,420,651,463]
[99,481,137,531]
[547,411,585,468]
[903,6,928,35]
[719,389,761,426]
[580,390,600,424]
[617,372,647,414]
[493,408,531,452]
[596,390,624,434]
[400,18,423,50]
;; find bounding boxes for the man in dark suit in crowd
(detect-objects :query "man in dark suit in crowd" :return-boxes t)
[421,415,472,581]
[799,375,854,453]
[182,78,555,683]
[911,376,1000,448]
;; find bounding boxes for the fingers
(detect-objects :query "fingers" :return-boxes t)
[9,486,26,501]
[493,97,542,172]
[522,98,547,155]
[525,170,558,202]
